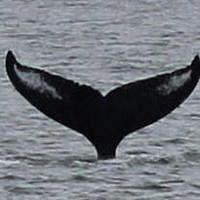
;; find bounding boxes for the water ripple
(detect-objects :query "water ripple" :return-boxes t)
[1,0,200,199]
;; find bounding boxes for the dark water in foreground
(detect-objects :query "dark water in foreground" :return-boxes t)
[1,0,200,199]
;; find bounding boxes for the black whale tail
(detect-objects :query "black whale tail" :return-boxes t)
[5,51,200,159]
[6,51,16,66]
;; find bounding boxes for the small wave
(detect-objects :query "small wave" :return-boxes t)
[54,155,97,169]
[127,154,175,167]
[71,174,98,183]
[120,181,171,192]
[0,174,25,181]
[7,185,46,195]
[161,179,185,185]
[190,183,200,189]
[125,150,149,155]
[183,150,200,163]
[134,182,171,191]
[163,137,189,145]
[189,113,200,119]
[0,159,20,166]
[148,155,175,165]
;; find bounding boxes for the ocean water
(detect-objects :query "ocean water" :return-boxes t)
[1,0,200,199]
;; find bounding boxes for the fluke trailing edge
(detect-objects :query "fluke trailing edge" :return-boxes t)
[5,51,200,159]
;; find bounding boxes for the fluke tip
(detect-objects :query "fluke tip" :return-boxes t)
[6,50,17,66]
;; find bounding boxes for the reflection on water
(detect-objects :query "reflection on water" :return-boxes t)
[1,0,200,199]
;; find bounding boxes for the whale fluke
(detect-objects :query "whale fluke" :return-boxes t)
[5,51,200,159]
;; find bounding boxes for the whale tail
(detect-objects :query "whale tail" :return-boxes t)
[5,51,103,140]
[5,51,200,159]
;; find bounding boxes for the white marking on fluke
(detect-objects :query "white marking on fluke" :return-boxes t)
[14,64,62,99]
[157,70,192,95]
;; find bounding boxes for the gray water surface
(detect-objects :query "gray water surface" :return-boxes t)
[1,0,200,199]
